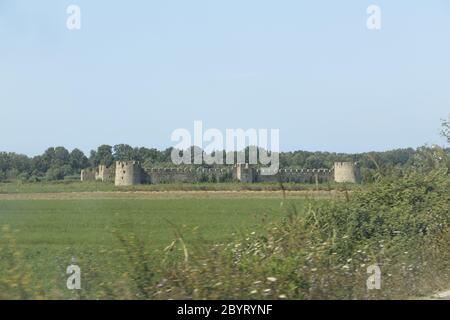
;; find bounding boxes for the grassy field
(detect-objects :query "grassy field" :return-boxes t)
[1,163,447,299]
[0,196,317,298]
[0,181,357,194]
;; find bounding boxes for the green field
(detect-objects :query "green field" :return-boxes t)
[0,196,315,298]
[2,162,446,300]
[0,181,355,194]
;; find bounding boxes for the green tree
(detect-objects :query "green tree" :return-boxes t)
[53,147,70,166]
[69,148,89,171]
[90,145,114,167]
[134,147,160,164]
[304,155,325,169]
[113,144,134,161]
[442,116,450,144]
[42,147,56,169]
[45,166,65,180]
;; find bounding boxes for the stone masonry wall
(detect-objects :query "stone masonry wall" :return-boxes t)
[84,162,357,185]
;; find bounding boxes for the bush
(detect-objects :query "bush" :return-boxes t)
[17,172,30,183]
[0,170,6,182]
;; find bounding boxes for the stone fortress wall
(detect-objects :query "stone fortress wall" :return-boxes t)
[144,167,231,184]
[80,169,96,181]
[81,165,112,182]
[81,161,360,186]
[96,165,111,182]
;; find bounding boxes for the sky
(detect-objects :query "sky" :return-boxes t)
[0,0,449,156]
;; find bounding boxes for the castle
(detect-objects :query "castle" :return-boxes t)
[81,162,360,186]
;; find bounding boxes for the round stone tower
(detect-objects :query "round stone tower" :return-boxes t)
[334,162,358,183]
[115,161,141,186]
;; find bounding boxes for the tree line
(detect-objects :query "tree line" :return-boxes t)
[1,143,445,183]
[0,145,173,182]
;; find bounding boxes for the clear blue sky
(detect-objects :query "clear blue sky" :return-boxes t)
[1,0,449,156]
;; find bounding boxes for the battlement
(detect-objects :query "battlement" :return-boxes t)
[143,166,232,184]
[147,167,228,173]
[261,168,333,174]
[82,162,358,185]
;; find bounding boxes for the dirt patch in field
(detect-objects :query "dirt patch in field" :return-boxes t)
[0,190,344,200]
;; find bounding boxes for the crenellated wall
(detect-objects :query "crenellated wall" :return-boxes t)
[144,167,231,184]
[256,168,333,183]
[142,166,334,185]
[82,161,359,185]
